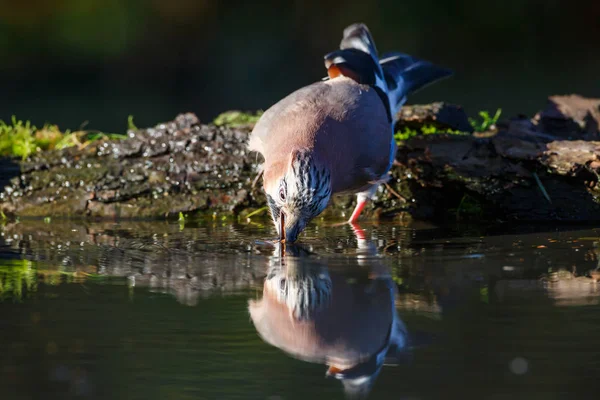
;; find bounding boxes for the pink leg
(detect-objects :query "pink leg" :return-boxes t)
[349,185,379,224]
[349,222,367,240]
[348,199,367,223]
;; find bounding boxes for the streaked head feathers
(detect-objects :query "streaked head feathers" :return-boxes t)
[264,149,331,243]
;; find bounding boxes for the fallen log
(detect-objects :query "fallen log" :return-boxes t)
[1,95,599,223]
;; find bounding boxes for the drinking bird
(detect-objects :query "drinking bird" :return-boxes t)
[248,23,452,242]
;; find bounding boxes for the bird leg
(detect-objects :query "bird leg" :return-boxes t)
[348,199,367,224]
[348,185,379,223]
[350,222,376,257]
[349,222,386,277]
[349,222,367,241]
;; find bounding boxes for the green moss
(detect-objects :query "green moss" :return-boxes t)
[0,258,110,301]
[469,108,502,132]
[0,116,42,159]
[127,114,138,130]
[213,110,264,127]
[0,115,128,159]
[0,259,36,301]
[394,108,503,142]
[394,124,468,142]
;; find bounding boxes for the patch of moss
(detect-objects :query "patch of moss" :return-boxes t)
[394,124,468,142]
[0,115,128,160]
[213,110,264,127]
[0,258,110,301]
[394,108,503,142]
[0,259,36,301]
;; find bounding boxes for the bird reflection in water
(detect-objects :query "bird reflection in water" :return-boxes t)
[248,224,410,398]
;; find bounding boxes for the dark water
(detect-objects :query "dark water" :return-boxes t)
[1,219,600,399]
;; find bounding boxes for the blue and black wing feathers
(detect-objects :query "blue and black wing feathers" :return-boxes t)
[324,23,453,122]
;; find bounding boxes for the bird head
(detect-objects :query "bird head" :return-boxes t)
[263,149,331,243]
[263,258,332,321]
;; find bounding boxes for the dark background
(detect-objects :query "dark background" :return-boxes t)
[1,0,599,133]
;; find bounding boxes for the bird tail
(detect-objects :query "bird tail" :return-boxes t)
[324,23,387,103]
[339,23,381,65]
[324,23,452,122]
[380,51,453,118]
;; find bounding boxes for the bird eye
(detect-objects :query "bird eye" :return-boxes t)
[279,278,287,291]
[279,186,286,202]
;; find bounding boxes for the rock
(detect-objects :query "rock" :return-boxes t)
[535,95,600,139]
[0,158,19,195]
[0,114,265,219]
[386,96,600,222]
[395,102,474,133]
[542,140,600,176]
[3,96,600,223]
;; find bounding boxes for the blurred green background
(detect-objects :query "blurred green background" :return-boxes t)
[0,0,599,132]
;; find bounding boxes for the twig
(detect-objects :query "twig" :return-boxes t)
[384,183,407,203]
[252,168,264,188]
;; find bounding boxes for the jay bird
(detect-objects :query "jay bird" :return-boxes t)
[248,23,452,242]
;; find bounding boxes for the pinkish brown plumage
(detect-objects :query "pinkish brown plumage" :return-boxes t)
[250,77,391,194]
[249,267,395,366]
[249,23,452,242]
[248,251,408,398]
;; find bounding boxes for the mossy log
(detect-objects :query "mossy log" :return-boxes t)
[1,95,600,223]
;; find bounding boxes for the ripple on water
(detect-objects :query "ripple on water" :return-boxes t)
[1,220,600,399]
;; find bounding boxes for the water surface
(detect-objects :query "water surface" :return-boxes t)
[1,220,600,399]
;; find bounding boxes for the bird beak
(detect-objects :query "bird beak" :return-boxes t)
[276,210,302,243]
[279,210,286,242]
